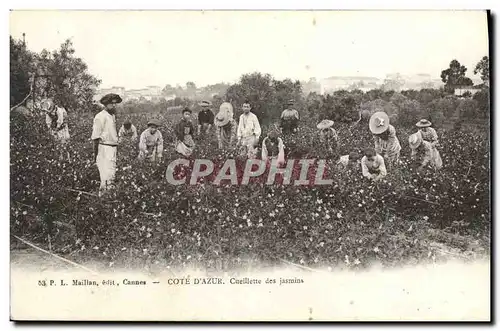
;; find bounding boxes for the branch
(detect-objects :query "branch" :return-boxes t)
[279,258,326,273]
[12,234,99,275]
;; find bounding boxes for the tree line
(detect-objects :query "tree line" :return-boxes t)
[11,35,489,129]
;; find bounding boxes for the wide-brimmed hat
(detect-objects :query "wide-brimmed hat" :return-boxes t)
[40,98,55,112]
[100,93,122,106]
[369,111,390,134]
[147,119,162,127]
[124,119,132,125]
[182,107,192,114]
[317,119,334,130]
[408,131,423,149]
[416,119,432,128]
[287,99,295,106]
[198,100,212,107]
[214,102,233,127]
[348,151,361,161]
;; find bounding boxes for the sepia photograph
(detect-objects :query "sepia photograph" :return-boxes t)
[9,9,491,321]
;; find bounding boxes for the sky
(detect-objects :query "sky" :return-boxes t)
[9,10,489,90]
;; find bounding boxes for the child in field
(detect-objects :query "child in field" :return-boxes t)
[337,151,362,172]
[261,125,286,167]
[361,147,387,181]
[175,108,196,157]
[118,120,138,144]
[138,119,163,162]
[408,131,443,171]
[317,119,338,152]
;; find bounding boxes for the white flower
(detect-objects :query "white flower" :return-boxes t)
[354,259,361,265]
[337,212,342,218]
[373,247,380,253]
[303,226,308,230]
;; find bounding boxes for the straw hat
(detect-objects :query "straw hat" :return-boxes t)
[416,119,432,128]
[147,119,162,127]
[287,99,295,106]
[40,98,55,112]
[369,111,390,134]
[317,119,334,130]
[198,100,212,107]
[214,102,234,127]
[408,131,423,149]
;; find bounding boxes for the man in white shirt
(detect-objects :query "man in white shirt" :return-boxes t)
[237,100,261,159]
[138,119,164,162]
[91,93,122,196]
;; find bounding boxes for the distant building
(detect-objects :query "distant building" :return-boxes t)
[320,76,381,94]
[94,85,162,102]
[454,87,481,97]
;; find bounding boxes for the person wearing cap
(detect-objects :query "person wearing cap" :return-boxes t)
[317,119,338,152]
[91,93,122,196]
[369,111,401,169]
[237,100,261,159]
[261,125,286,166]
[175,107,196,157]
[118,120,138,144]
[138,119,164,162]
[42,98,70,145]
[280,99,300,134]
[408,131,443,171]
[214,102,237,149]
[337,151,362,171]
[197,100,215,135]
[361,147,387,181]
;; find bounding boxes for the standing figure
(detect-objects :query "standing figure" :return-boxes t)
[408,131,443,171]
[361,147,387,181]
[369,111,401,169]
[175,107,196,157]
[280,99,300,134]
[197,100,215,136]
[261,126,285,166]
[138,119,163,162]
[118,120,138,144]
[237,100,261,159]
[214,102,237,149]
[42,98,70,145]
[317,119,338,152]
[91,93,122,196]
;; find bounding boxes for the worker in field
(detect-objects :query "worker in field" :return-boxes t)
[280,99,300,134]
[175,107,196,157]
[214,102,237,149]
[237,100,261,159]
[197,100,215,136]
[118,120,138,144]
[337,151,362,171]
[261,124,286,166]
[369,111,401,169]
[408,131,443,171]
[138,119,164,162]
[42,98,70,145]
[91,93,122,196]
[317,119,338,152]
[361,147,387,181]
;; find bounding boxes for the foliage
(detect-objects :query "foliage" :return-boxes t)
[474,56,489,86]
[10,36,101,112]
[440,59,473,94]
[10,36,36,107]
[10,106,490,271]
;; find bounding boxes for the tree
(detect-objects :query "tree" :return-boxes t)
[472,89,490,119]
[10,36,36,107]
[34,39,101,112]
[474,56,489,86]
[440,59,473,93]
[162,84,176,96]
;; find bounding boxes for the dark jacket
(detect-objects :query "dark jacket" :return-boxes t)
[175,119,195,141]
[198,109,215,125]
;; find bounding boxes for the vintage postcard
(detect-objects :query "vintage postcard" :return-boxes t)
[9,10,491,321]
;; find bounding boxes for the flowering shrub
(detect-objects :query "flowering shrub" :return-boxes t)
[10,109,490,271]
